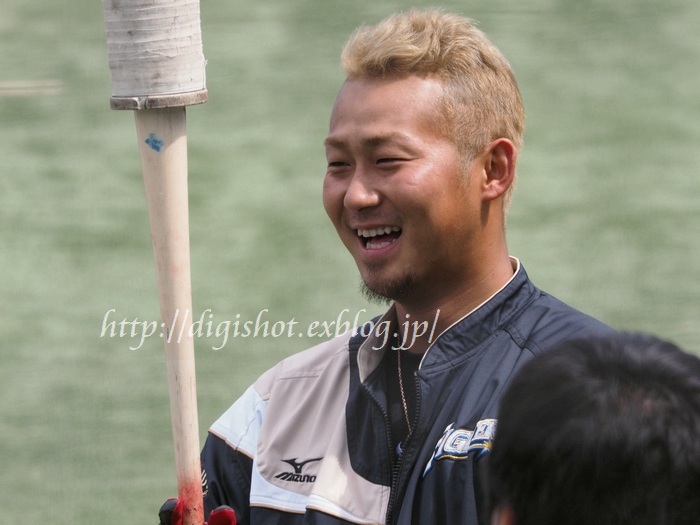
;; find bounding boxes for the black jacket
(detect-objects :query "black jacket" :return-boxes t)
[201,262,613,524]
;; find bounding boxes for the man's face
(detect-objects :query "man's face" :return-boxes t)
[323,75,487,305]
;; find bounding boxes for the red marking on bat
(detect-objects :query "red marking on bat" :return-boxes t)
[178,477,205,525]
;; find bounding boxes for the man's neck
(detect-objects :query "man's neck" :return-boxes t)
[394,257,516,355]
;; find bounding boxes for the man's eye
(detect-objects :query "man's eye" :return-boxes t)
[377,158,404,165]
[327,161,349,168]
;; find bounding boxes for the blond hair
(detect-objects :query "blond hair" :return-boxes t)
[341,9,525,168]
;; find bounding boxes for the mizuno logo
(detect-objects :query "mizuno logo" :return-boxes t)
[275,457,323,483]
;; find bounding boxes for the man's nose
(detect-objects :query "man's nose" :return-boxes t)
[343,166,381,211]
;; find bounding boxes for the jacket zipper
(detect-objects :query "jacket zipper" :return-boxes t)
[360,382,398,496]
[385,370,422,525]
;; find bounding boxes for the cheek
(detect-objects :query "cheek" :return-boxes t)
[322,177,349,229]
[417,189,474,239]
[322,178,339,216]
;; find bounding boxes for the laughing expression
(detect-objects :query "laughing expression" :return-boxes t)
[323,75,486,306]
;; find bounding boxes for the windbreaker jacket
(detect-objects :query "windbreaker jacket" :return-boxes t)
[201,262,613,524]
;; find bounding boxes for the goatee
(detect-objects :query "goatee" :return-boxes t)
[360,274,416,305]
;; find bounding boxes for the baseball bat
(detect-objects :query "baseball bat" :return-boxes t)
[102,2,208,523]
[135,106,204,525]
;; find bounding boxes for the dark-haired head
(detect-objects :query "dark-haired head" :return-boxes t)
[488,332,700,525]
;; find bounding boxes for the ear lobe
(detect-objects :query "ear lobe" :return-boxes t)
[481,138,517,202]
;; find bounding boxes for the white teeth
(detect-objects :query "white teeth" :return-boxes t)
[357,226,400,238]
[367,239,393,249]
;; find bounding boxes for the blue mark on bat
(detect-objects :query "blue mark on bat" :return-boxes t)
[145,132,164,152]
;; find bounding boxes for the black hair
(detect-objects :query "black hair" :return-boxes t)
[488,332,700,525]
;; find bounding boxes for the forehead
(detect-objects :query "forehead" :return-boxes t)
[325,76,448,147]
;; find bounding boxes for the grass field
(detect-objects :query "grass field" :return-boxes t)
[1,0,699,523]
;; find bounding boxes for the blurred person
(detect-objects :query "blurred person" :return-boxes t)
[488,332,700,525]
[161,8,614,525]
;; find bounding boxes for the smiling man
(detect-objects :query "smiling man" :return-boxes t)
[323,73,516,350]
[163,9,614,525]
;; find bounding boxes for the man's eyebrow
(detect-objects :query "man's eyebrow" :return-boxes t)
[324,132,414,149]
[323,136,345,149]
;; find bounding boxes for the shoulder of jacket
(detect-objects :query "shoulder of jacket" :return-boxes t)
[209,331,355,453]
[507,289,614,353]
[254,330,354,397]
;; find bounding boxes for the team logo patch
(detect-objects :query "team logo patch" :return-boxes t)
[422,419,497,477]
[274,457,323,483]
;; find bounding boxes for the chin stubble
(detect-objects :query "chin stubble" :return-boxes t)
[359,274,416,305]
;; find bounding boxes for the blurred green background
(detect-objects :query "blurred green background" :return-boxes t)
[1,0,699,523]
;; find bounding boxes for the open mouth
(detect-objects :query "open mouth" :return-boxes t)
[357,226,402,250]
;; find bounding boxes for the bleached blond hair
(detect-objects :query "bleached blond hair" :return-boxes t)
[342,9,525,187]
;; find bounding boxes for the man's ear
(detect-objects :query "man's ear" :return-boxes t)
[481,138,517,202]
[491,504,517,525]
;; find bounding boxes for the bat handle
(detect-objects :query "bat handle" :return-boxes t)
[135,108,205,525]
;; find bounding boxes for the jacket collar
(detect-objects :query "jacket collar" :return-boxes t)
[356,258,536,380]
